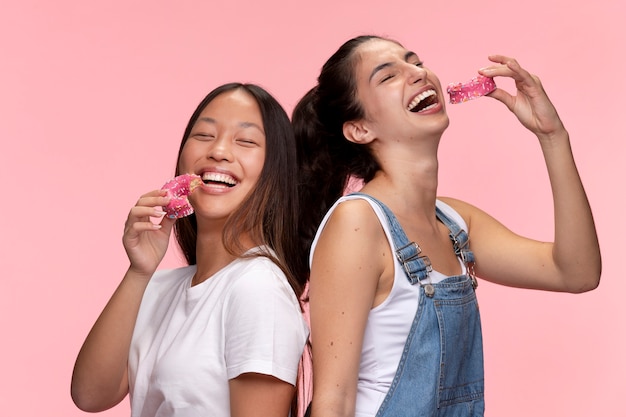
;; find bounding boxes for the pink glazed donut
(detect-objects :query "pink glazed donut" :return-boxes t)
[161,174,203,219]
[447,75,496,104]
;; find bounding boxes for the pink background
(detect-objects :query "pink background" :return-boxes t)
[1,0,624,415]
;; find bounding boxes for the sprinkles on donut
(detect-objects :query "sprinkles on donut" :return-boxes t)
[447,75,496,104]
[161,174,203,219]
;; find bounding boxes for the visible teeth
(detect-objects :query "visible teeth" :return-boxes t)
[407,89,436,111]
[201,172,237,185]
[418,103,437,113]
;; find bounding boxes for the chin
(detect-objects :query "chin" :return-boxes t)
[441,115,450,130]
[428,113,450,135]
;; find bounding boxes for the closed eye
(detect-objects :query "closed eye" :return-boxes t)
[192,133,215,141]
[236,138,259,147]
[380,73,395,83]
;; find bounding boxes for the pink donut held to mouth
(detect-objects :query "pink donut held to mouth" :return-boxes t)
[161,174,203,219]
[447,75,496,104]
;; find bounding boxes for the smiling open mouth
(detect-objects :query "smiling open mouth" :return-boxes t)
[201,172,237,187]
[408,90,439,113]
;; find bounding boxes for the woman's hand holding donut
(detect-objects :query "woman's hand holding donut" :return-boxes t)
[479,55,566,141]
[123,190,176,278]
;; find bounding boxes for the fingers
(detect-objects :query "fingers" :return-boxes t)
[476,54,564,136]
[136,189,170,212]
[126,208,165,231]
[135,190,170,217]
[121,189,177,277]
[483,87,515,113]
[480,55,544,91]
[480,55,525,80]
[478,55,542,100]
[124,190,171,234]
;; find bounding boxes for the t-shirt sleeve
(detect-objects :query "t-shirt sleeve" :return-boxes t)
[223,261,309,385]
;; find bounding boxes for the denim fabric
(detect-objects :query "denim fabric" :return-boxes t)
[352,193,484,417]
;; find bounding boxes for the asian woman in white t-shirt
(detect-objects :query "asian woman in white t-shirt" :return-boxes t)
[71,83,309,417]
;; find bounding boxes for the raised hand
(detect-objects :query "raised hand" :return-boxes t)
[480,55,566,139]
[123,190,176,277]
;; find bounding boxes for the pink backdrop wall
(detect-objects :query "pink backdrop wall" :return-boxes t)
[1,0,624,415]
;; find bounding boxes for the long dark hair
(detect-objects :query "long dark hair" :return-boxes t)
[173,83,306,297]
[292,35,390,279]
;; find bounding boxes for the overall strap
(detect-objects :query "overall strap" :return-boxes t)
[435,206,478,288]
[349,193,477,292]
[350,193,432,285]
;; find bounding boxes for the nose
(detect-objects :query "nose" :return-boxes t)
[405,63,425,85]
[207,135,233,162]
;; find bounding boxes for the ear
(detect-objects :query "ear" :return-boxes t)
[342,120,375,144]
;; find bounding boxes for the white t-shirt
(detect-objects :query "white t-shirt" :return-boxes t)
[310,195,467,416]
[128,253,309,417]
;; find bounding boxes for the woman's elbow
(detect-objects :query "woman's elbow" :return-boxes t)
[71,389,99,412]
[566,265,601,294]
[70,383,125,412]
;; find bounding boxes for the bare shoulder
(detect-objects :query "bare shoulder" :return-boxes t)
[438,197,514,243]
[437,196,481,223]
[325,198,383,232]
[314,197,387,275]
[438,196,476,211]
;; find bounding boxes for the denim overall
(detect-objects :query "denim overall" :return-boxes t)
[354,194,485,417]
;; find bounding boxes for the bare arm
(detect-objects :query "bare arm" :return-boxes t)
[308,200,388,417]
[71,190,173,411]
[229,373,296,417]
[443,56,601,293]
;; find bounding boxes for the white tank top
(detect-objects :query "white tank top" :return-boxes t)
[310,195,468,416]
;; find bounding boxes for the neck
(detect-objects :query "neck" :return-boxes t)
[191,219,255,286]
[363,136,440,219]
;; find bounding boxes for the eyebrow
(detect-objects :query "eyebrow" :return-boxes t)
[368,51,420,82]
[197,117,263,132]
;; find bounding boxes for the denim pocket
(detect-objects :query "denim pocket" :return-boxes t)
[434,287,484,407]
